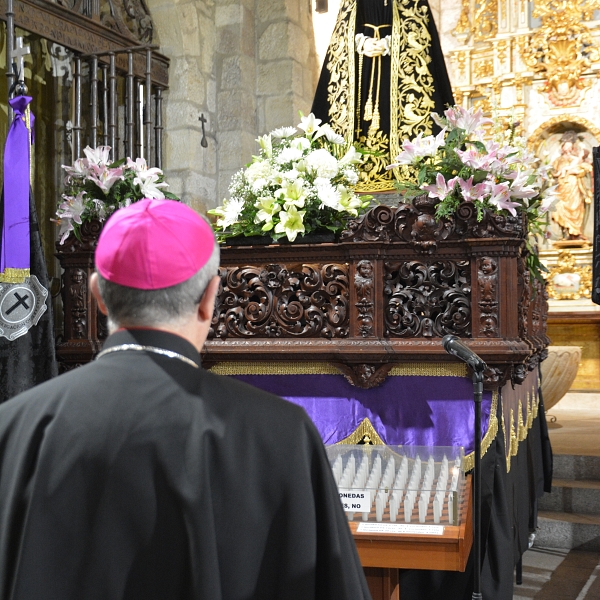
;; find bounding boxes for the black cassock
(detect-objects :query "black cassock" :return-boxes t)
[0,329,370,600]
[312,0,454,192]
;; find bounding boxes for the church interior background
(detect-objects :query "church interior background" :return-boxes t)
[1,0,598,391]
[2,1,600,597]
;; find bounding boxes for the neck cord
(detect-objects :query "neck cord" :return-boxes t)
[96,344,200,369]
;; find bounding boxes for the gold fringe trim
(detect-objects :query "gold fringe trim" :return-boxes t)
[518,400,528,442]
[504,379,542,473]
[389,363,468,378]
[336,418,386,446]
[209,362,341,376]
[0,268,30,284]
[463,390,498,473]
[210,361,468,378]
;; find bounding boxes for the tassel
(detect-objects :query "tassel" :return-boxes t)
[368,109,380,136]
[363,97,373,122]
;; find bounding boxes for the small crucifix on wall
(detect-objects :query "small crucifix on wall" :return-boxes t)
[13,37,31,82]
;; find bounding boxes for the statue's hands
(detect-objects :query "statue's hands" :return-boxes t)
[363,38,388,57]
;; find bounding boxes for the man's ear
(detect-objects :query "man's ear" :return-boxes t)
[197,275,220,322]
[89,272,109,316]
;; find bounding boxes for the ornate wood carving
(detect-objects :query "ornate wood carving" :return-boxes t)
[69,268,88,339]
[334,363,395,389]
[55,206,549,392]
[55,220,102,371]
[477,257,499,337]
[341,198,525,247]
[0,0,169,85]
[354,260,375,338]
[383,260,471,338]
[209,264,350,341]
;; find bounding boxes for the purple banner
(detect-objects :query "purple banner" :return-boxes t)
[1,96,34,279]
[233,373,493,455]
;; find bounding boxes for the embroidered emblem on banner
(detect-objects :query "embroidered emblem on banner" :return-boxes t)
[0,275,48,341]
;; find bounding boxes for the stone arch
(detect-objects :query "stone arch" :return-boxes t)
[529,115,600,150]
[144,0,319,211]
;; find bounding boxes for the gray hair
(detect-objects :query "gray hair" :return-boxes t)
[97,242,220,330]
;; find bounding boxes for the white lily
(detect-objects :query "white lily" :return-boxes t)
[297,113,322,135]
[83,145,111,166]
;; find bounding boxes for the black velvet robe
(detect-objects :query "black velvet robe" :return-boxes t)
[0,328,371,600]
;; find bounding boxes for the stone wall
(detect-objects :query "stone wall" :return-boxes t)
[146,0,318,213]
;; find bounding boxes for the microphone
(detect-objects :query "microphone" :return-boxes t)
[442,335,487,372]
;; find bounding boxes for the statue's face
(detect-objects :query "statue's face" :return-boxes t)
[563,142,574,155]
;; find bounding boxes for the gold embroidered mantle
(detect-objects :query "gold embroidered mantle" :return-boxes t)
[322,0,439,192]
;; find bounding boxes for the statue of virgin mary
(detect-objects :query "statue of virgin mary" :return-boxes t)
[312,0,454,192]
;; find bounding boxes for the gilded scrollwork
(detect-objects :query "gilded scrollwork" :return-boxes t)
[210,264,350,340]
[520,0,600,106]
[544,250,592,300]
[383,260,471,338]
[473,0,499,42]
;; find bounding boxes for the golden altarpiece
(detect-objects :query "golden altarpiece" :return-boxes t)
[445,0,600,391]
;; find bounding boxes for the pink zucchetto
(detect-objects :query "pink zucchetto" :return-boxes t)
[95,199,215,290]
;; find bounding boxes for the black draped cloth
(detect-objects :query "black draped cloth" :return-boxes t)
[0,191,58,403]
[0,329,371,600]
[312,0,454,192]
[592,146,600,305]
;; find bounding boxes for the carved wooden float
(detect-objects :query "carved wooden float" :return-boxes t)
[55,200,549,387]
[204,199,550,391]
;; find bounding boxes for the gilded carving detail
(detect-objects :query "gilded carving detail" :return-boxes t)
[544,250,592,300]
[452,0,472,42]
[521,0,600,106]
[474,60,494,79]
[473,0,499,42]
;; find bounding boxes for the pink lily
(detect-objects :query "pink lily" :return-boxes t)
[487,182,521,216]
[422,173,457,200]
[87,165,124,194]
[456,176,488,201]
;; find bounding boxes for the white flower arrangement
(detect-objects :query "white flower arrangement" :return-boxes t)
[54,146,178,243]
[390,105,558,279]
[209,114,371,243]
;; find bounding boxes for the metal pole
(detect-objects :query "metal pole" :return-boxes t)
[108,52,116,160]
[125,51,134,158]
[90,55,98,148]
[154,87,163,169]
[144,48,152,163]
[74,56,82,160]
[101,63,108,146]
[135,79,142,159]
[6,0,15,122]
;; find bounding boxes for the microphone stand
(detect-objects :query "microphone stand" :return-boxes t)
[441,335,485,600]
[471,366,484,600]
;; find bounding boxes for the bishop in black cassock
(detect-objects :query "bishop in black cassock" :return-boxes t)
[0,199,371,600]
